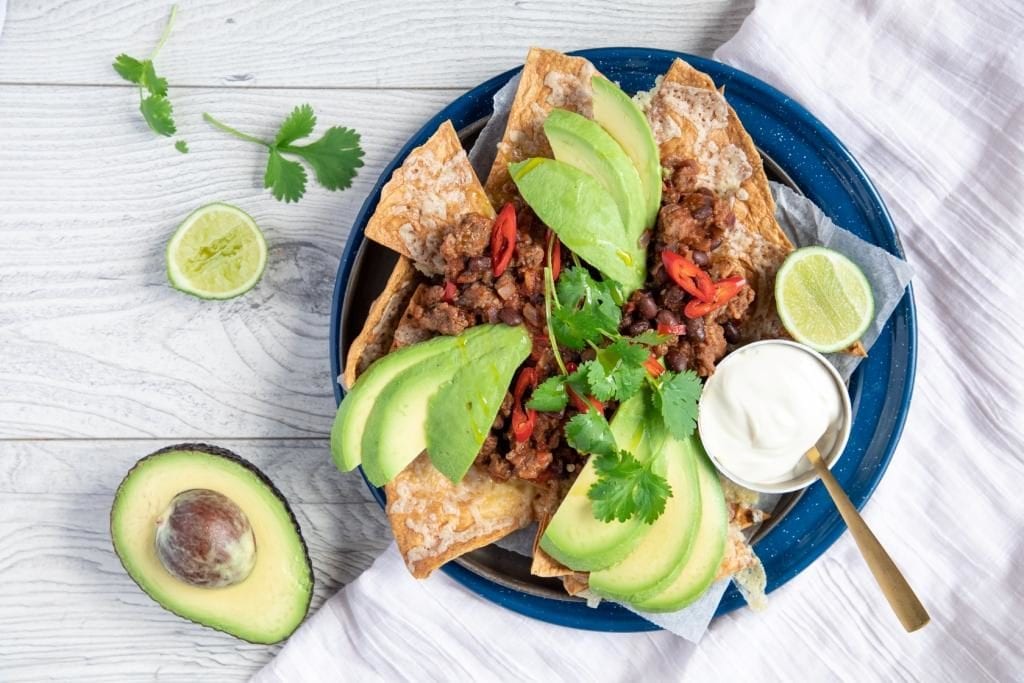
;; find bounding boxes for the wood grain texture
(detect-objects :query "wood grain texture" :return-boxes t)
[0,85,459,439]
[0,0,754,88]
[0,440,389,681]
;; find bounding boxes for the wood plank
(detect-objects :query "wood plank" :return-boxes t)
[0,85,459,439]
[0,440,389,681]
[0,0,754,88]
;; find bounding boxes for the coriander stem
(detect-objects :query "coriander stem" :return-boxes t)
[203,113,269,146]
[543,265,568,376]
[149,4,179,61]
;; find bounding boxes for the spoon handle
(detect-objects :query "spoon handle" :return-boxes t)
[806,447,930,632]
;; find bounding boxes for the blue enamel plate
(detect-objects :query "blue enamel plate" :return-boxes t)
[329,48,917,632]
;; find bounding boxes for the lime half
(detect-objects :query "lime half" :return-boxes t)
[167,203,267,299]
[775,246,874,353]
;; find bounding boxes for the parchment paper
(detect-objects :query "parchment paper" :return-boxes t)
[475,78,915,641]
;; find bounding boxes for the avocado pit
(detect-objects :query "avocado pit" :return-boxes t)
[155,488,256,587]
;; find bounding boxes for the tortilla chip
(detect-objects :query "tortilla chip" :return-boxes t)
[385,454,535,579]
[389,283,437,350]
[529,481,575,578]
[561,572,591,596]
[342,256,421,388]
[484,48,600,207]
[365,120,494,275]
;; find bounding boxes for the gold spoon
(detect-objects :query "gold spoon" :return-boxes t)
[805,446,930,632]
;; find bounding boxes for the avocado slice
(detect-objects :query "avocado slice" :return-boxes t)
[360,324,527,487]
[591,75,662,231]
[331,329,488,473]
[540,391,666,571]
[631,446,729,612]
[587,434,703,602]
[544,109,646,245]
[510,158,646,294]
[426,325,532,482]
[110,444,313,644]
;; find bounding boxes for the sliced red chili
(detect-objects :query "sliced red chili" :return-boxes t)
[491,203,517,277]
[442,280,457,303]
[643,354,665,377]
[662,250,715,302]
[512,407,536,442]
[684,276,747,319]
[546,229,562,281]
[656,322,687,336]
[511,367,538,443]
[567,386,604,414]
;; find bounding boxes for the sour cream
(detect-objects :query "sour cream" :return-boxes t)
[698,340,850,491]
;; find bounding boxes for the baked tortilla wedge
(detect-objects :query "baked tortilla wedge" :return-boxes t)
[484,47,601,207]
[386,454,535,579]
[366,119,494,275]
[645,59,865,354]
[342,255,421,389]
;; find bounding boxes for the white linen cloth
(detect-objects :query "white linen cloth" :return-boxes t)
[258,1,1023,679]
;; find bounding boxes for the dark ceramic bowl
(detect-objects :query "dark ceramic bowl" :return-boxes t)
[330,48,917,632]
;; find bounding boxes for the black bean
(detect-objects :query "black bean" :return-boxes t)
[692,250,709,267]
[709,236,723,251]
[580,347,597,362]
[637,292,659,319]
[723,321,741,344]
[665,349,689,372]
[686,316,705,342]
[656,309,680,327]
[628,320,651,336]
[499,307,523,326]
[661,285,686,308]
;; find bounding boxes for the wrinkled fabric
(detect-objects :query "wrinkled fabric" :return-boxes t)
[259,1,1022,679]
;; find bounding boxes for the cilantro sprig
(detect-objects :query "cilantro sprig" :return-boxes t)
[588,450,673,524]
[113,5,185,151]
[203,104,365,203]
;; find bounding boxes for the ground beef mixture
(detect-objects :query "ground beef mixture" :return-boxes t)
[619,156,756,377]
[399,207,586,484]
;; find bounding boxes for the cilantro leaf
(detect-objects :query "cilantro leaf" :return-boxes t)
[550,267,622,350]
[113,54,144,83]
[284,126,364,191]
[274,104,316,147]
[174,140,189,154]
[264,148,307,203]
[527,376,568,412]
[140,95,176,136]
[139,60,168,97]
[628,330,671,346]
[585,361,617,402]
[205,105,364,203]
[588,450,672,524]
[113,7,181,144]
[565,411,617,459]
[657,369,702,440]
[608,338,649,365]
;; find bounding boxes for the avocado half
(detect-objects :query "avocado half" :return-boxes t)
[110,443,313,644]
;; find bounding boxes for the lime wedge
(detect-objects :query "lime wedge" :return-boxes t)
[775,246,874,352]
[166,203,267,299]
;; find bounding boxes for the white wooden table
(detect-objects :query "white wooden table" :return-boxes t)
[0,1,756,678]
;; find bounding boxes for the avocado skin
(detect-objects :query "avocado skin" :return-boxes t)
[110,443,313,645]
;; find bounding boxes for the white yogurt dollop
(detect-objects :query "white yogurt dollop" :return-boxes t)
[699,342,845,485]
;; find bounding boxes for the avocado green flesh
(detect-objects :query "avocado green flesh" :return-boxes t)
[631,448,728,613]
[426,325,531,482]
[544,108,646,246]
[591,75,662,231]
[359,324,524,487]
[540,392,664,571]
[331,333,460,472]
[510,158,646,294]
[588,434,702,602]
[110,445,312,644]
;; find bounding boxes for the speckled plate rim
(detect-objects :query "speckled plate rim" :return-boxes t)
[329,48,917,632]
